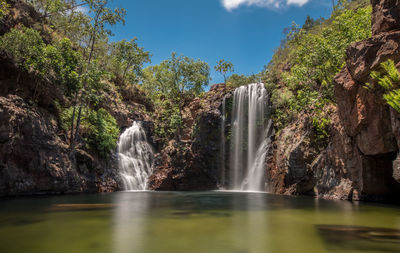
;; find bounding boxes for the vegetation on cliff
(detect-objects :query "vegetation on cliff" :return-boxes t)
[368,60,400,112]
[264,0,371,141]
[0,0,214,154]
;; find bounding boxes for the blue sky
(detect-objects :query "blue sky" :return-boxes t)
[108,0,335,85]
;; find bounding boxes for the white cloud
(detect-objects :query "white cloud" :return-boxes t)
[221,0,310,11]
[286,0,308,6]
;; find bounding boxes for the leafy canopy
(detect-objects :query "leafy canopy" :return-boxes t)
[214,59,234,83]
[266,2,372,132]
[142,52,210,141]
[111,38,151,84]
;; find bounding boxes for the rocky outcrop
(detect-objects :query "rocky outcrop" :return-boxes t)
[269,0,400,202]
[0,0,154,195]
[149,83,233,190]
[0,95,121,196]
[333,0,400,200]
[371,0,400,36]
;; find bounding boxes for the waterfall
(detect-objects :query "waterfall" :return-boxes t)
[220,97,226,188]
[117,122,154,191]
[229,83,271,191]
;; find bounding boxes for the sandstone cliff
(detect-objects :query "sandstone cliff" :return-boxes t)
[268,0,400,202]
[0,0,153,196]
[149,83,233,190]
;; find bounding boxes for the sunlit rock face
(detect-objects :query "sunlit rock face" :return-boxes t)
[371,0,400,36]
[334,0,400,198]
[268,0,400,202]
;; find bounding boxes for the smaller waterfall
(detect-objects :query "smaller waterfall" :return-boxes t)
[220,97,226,187]
[117,122,154,191]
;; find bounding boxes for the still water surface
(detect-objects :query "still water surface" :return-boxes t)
[0,191,400,253]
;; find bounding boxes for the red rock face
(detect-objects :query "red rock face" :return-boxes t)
[268,0,400,201]
[371,0,400,36]
[148,83,232,191]
[333,0,400,197]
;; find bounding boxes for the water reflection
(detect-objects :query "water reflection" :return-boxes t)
[317,225,400,252]
[2,192,398,253]
[112,192,150,253]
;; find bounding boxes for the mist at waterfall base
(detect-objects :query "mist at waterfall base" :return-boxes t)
[117,122,154,191]
[221,83,272,192]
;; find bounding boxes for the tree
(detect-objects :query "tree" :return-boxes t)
[227,74,258,88]
[214,59,234,84]
[0,27,82,99]
[143,52,210,140]
[112,38,151,84]
[70,0,126,152]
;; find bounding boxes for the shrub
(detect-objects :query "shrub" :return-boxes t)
[61,107,119,156]
[0,27,82,96]
[368,60,400,112]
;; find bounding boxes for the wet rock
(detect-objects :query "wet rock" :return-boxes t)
[0,95,120,196]
[149,83,234,190]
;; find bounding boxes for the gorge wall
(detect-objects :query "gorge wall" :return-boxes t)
[268,0,400,202]
[0,0,155,196]
[148,83,232,190]
[2,0,400,204]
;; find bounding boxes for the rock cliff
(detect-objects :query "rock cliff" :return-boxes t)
[268,0,400,202]
[0,0,153,196]
[149,83,233,190]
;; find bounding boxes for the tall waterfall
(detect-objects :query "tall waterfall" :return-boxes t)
[117,122,154,191]
[229,83,272,191]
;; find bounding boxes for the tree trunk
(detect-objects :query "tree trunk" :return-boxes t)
[69,92,78,149]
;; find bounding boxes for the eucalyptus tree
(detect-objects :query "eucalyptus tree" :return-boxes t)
[143,52,210,140]
[112,38,151,84]
[70,0,126,152]
[214,59,234,84]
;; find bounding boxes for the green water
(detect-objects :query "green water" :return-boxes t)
[0,191,399,253]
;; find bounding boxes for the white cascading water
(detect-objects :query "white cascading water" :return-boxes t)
[117,122,154,191]
[229,83,272,191]
[220,97,226,187]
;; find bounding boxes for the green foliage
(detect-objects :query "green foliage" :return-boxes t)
[111,38,151,84]
[227,74,259,88]
[368,60,400,112]
[50,38,82,95]
[4,0,130,156]
[142,52,210,142]
[87,108,119,156]
[0,27,82,95]
[214,59,234,83]
[267,2,372,134]
[0,26,46,71]
[311,100,331,144]
[143,52,210,101]
[69,0,126,151]
[61,107,119,155]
